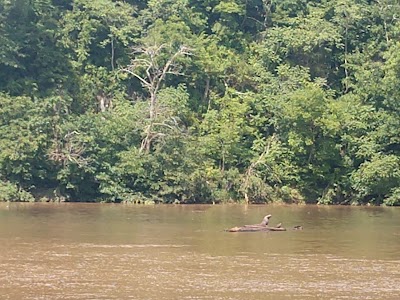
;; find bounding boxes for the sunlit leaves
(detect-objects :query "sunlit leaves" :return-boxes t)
[2,0,400,205]
[60,0,138,69]
[351,154,400,204]
[0,94,50,183]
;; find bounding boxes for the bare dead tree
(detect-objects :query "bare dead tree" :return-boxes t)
[49,131,89,167]
[122,44,192,153]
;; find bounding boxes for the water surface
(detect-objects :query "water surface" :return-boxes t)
[0,203,399,299]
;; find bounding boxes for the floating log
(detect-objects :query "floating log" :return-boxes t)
[227,225,287,232]
[226,214,302,232]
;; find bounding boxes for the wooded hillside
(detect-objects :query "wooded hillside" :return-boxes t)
[1,0,400,205]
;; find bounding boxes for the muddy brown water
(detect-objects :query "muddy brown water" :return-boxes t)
[0,203,400,299]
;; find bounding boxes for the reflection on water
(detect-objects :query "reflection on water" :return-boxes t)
[0,203,400,299]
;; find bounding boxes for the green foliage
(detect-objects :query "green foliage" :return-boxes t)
[351,154,400,204]
[199,89,253,170]
[383,187,400,206]
[0,0,73,96]
[60,0,139,69]
[1,0,400,205]
[0,94,49,184]
[0,181,34,202]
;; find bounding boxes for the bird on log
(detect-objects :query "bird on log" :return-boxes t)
[226,214,301,232]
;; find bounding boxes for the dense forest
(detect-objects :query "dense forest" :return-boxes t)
[1,0,400,205]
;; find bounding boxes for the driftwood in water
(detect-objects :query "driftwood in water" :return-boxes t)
[226,214,302,232]
[227,225,286,232]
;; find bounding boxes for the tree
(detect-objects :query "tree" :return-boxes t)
[0,0,73,96]
[123,43,192,152]
[60,0,139,70]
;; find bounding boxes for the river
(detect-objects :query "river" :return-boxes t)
[0,203,399,299]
